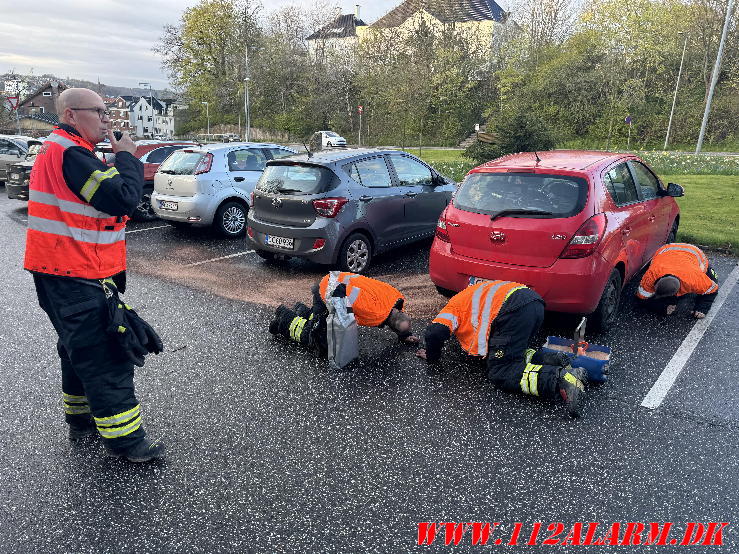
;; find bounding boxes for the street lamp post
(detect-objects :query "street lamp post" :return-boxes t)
[201,101,210,136]
[243,46,262,142]
[664,33,689,150]
[696,0,735,154]
[139,82,153,138]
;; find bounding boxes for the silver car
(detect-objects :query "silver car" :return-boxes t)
[247,148,455,273]
[151,142,297,236]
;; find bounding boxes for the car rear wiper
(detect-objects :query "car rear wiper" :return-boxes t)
[275,188,303,194]
[490,209,553,221]
[159,169,176,174]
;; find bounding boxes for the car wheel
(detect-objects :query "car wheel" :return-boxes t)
[215,201,247,237]
[667,220,678,243]
[338,233,372,274]
[326,142,332,148]
[435,285,455,298]
[590,269,622,334]
[132,193,158,222]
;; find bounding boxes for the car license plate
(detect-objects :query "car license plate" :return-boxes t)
[160,200,178,211]
[266,235,294,250]
[10,173,20,180]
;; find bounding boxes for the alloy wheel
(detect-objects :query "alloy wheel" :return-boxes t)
[345,239,369,272]
[222,206,246,235]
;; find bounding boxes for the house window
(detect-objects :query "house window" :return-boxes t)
[42,91,52,97]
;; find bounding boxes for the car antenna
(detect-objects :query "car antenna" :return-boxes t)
[303,141,312,159]
[534,151,542,164]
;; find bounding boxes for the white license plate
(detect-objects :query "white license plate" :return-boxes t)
[160,201,178,211]
[266,235,294,250]
[10,173,20,180]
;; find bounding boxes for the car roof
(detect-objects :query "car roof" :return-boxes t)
[477,150,630,172]
[195,142,296,152]
[274,148,400,165]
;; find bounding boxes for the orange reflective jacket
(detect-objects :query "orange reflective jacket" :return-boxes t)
[433,280,528,357]
[23,128,128,279]
[637,243,717,299]
[319,272,404,327]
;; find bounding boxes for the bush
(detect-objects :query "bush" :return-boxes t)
[464,111,556,164]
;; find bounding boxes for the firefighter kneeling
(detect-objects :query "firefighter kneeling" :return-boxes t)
[269,272,418,358]
[416,280,588,418]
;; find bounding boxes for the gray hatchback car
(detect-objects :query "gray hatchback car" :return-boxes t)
[247,148,455,273]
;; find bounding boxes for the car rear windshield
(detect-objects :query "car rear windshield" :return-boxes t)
[158,150,205,175]
[454,172,588,218]
[257,163,335,195]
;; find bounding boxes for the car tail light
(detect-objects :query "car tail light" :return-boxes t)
[312,238,326,250]
[313,197,348,218]
[435,216,450,242]
[247,226,255,239]
[194,153,213,175]
[559,214,607,259]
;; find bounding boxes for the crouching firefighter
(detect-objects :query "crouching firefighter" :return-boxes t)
[416,280,588,418]
[636,243,719,319]
[269,272,419,357]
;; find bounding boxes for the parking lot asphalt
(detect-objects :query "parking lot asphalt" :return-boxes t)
[1,196,738,553]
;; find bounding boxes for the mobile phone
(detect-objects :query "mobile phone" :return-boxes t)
[113,131,123,141]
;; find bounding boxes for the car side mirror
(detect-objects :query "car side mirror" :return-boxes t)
[666,182,684,197]
[432,174,446,187]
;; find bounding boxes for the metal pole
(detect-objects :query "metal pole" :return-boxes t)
[664,34,689,150]
[245,46,251,142]
[358,110,362,147]
[149,85,153,138]
[696,0,735,153]
[207,103,210,136]
[627,121,632,150]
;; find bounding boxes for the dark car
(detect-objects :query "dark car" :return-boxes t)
[247,148,455,273]
[6,141,43,200]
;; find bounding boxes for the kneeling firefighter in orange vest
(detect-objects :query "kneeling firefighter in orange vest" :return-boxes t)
[416,280,588,418]
[636,243,719,319]
[269,272,419,356]
[24,88,163,462]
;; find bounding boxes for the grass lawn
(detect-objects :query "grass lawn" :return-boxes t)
[402,148,466,163]
[661,174,739,255]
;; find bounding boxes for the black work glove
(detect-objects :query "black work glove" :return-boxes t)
[106,301,148,367]
[122,306,164,355]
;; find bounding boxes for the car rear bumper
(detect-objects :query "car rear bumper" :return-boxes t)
[6,182,29,200]
[429,239,612,314]
[151,192,214,225]
[247,212,340,265]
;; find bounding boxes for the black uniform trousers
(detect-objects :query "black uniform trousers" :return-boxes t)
[272,286,329,356]
[486,300,560,399]
[33,273,145,452]
[642,265,719,315]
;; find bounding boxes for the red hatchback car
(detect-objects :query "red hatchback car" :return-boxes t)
[429,151,683,331]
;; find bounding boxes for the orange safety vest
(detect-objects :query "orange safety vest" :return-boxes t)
[23,128,128,279]
[433,280,528,357]
[319,272,404,327]
[637,243,717,299]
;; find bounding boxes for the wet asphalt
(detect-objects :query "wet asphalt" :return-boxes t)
[0,196,737,553]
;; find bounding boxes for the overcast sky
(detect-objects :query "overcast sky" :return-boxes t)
[0,0,404,90]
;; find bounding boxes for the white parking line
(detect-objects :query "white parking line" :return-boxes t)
[184,251,254,267]
[126,224,171,234]
[641,263,739,410]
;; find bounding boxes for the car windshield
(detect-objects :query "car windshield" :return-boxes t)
[454,172,588,218]
[325,132,339,138]
[158,150,205,175]
[257,163,334,195]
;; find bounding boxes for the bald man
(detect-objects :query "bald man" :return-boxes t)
[24,88,165,462]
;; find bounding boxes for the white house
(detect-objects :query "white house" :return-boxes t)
[129,96,175,139]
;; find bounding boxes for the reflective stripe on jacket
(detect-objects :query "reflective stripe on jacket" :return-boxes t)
[23,128,128,278]
[432,280,527,357]
[319,272,404,327]
[637,243,717,299]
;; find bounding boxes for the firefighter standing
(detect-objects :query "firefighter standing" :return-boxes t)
[636,243,719,318]
[269,272,418,354]
[416,280,588,418]
[25,88,163,462]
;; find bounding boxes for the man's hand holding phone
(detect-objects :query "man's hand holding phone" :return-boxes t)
[108,130,136,155]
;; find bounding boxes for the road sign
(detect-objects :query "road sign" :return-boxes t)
[7,96,19,110]
[358,105,363,114]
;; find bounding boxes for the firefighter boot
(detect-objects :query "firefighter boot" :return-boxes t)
[269,305,290,335]
[107,437,165,463]
[68,415,97,441]
[293,302,311,319]
[558,366,588,418]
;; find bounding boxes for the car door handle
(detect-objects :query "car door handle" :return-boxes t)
[405,191,418,197]
[622,228,631,236]
[234,177,245,182]
[359,195,373,202]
